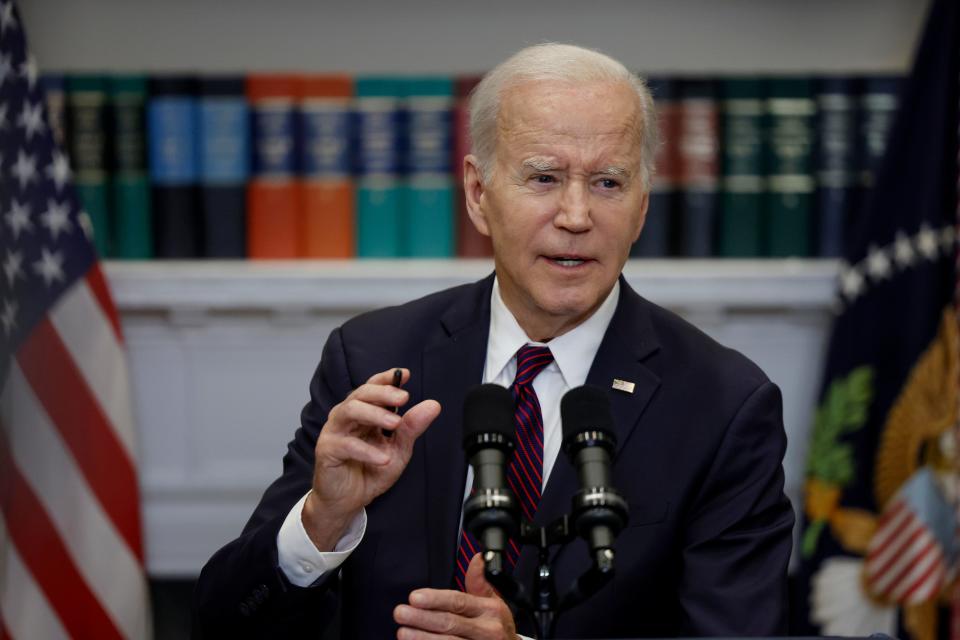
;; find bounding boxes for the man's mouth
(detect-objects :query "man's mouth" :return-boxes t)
[547,255,588,267]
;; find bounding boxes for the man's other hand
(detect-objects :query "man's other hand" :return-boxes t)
[303,367,441,551]
[393,554,518,639]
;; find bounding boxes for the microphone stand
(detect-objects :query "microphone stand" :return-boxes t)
[483,514,617,639]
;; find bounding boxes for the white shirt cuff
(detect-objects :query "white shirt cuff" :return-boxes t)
[276,491,367,588]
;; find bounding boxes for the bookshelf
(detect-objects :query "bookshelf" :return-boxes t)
[19,0,930,576]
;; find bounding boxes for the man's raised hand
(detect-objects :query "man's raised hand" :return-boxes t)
[303,367,441,551]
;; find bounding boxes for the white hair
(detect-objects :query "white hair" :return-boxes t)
[469,43,658,190]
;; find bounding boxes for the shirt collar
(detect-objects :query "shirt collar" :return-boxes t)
[485,277,620,388]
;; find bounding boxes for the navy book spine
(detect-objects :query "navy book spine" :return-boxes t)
[198,76,249,258]
[148,76,200,258]
[815,76,858,257]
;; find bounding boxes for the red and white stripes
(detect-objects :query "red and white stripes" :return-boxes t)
[0,264,150,639]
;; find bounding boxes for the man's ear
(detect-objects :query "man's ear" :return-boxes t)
[632,190,650,243]
[463,154,491,237]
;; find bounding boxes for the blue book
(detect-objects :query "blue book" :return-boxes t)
[198,76,249,258]
[355,77,403,257]
[148,76,200,258]
[815,76,858,257]
[401,77,455,257]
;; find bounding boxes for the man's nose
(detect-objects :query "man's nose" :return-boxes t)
[555,179,592,232]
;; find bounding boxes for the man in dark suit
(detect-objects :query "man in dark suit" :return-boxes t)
[194,43,794,639]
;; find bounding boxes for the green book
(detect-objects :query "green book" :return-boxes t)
[109,75,153,259]
[66,75,112,257]
[719,77,765,257]
[765,77,816,257]
[356,77,403,257]
[401,77,455,257]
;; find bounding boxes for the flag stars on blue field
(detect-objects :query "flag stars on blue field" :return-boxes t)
[892,231,916,268]
[837,222,957,310]
[78,210,93,241]
[0,1,16,35]
[940,225,956,250]
[40,198,71,240]
[840,263,866,301]
[0,52,12,89]
[915,223,940,259]
[19,53,35,88]
[16,100,44,141]
[10,148,35,189]
[33,246,64,286]
[4,249,23,285]
[4,198,31,238]
[45,150,71,191]
[1,298,16,335]
[865,245,892,280]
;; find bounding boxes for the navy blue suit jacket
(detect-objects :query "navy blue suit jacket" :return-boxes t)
[193,275,794,638]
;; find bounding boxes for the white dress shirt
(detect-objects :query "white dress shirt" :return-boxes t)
[276,278,620,589]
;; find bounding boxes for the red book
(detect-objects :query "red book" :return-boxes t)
[247,74,301,258]
[301,75,355,258]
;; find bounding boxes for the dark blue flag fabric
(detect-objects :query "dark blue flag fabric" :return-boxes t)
[794,1,960,639]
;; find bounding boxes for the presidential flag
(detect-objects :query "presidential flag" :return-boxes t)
[794,1,959,639]
[0,1,151,638]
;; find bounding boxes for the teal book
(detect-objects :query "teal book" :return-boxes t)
[718,77,765,257]
[66,75,112,257]
[765,77,816,257]
[401,77,454,257]
[355,77,403,257]
[109,75,152,259]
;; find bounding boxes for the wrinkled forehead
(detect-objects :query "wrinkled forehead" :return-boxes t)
[495,79,645,158]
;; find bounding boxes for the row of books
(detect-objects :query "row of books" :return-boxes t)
[41,73,901,260]
[639,75,901,258]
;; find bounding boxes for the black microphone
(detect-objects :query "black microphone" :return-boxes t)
[461,383,519,578]
[561,385,628,572]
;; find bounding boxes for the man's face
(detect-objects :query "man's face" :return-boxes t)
[465,79,649,340]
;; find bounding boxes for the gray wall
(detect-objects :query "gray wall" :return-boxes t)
[23,0,928,74]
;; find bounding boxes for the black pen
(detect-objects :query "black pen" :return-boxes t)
[382,368,403,437]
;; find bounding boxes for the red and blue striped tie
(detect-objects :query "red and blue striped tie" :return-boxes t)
[454,344,554,590]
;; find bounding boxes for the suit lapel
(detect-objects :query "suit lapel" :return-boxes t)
[514,279,662,584]
[422,276,494,588]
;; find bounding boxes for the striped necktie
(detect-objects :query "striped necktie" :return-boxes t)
[454,344,554,590]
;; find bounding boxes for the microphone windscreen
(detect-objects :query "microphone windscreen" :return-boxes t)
[561,385,615,444]
[463,383,515,443]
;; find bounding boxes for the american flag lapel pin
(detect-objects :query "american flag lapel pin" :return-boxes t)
[612,378,635,394]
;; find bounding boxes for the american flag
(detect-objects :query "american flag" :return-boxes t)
[0,1,151,638]
[864,468,957,605]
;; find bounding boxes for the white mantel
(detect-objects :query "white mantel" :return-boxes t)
[107,259,838,575]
